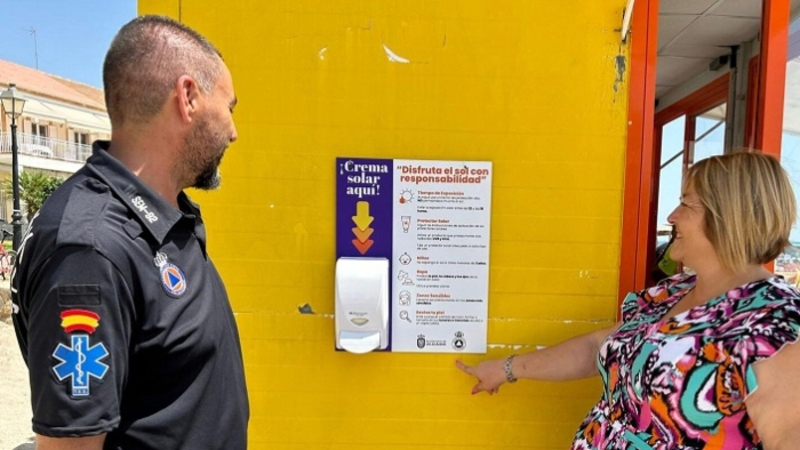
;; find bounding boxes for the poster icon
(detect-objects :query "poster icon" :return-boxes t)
[399,189,414,204]
[399,252,412,265]
[397,270,414,285]
[399,310,412,323]
[401,216,411,233]
[416,335,426,349]
[452,331,466,351]
[399,290,411,305]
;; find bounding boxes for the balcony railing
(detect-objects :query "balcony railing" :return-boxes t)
[0,131,92,163]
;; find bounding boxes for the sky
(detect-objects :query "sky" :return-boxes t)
[0,0,137,88]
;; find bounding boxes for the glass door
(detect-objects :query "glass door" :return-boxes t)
[651,75,729,284]
[776,17,800,287]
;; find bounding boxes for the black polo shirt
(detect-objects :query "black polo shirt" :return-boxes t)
[12,141,249,450]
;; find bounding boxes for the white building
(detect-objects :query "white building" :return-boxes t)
[0,59,110,222]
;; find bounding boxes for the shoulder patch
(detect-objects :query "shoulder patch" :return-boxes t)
[60,308,101,334]
[52,335,109,397]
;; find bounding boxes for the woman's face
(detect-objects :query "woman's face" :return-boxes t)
[666,182,717,268]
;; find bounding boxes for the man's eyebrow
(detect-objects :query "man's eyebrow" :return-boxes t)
[229,97,238,108]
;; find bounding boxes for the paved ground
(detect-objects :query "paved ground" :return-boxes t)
[0,280,36,450]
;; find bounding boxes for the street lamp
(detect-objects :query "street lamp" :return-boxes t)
[1,83,27,252]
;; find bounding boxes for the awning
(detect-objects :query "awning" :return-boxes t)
[21,98,110,133]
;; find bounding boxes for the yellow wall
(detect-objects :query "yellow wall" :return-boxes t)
[141,1,631,448]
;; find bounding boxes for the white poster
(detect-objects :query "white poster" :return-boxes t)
[391,160,492,353]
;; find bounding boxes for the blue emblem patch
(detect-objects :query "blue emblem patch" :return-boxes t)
[160,263,187,298]
[52,335,109,397]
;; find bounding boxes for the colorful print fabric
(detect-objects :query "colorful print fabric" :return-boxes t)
[571,274,800,449]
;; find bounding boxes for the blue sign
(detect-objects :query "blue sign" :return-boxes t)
[336,158,393,259]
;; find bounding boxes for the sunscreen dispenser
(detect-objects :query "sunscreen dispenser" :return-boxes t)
[335,257,390,353]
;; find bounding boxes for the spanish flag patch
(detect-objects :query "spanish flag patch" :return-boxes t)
[60,309,101,334]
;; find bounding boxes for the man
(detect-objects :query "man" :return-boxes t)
[11,15,249,450]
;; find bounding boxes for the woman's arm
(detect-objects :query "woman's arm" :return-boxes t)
[456,324,617,394]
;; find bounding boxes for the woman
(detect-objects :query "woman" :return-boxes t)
[457,152,800,449]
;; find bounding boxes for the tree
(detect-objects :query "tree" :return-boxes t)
[2,172,64,221]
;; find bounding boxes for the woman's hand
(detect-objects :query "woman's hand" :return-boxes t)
[455,359,506,395]
[455,325,615,396]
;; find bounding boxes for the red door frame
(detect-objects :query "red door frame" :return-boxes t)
[744,56,761,148]
[653,75,729,127]
[755,0,790,157]
[618,0,659,302]
[619,0,790,302]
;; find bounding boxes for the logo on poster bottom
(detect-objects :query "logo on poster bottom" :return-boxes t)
[452,331,466,351]
[416,335,446,349]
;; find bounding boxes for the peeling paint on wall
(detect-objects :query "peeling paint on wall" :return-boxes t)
[382,43,410,63]
[614,45,627,94]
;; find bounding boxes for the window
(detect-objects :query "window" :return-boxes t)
[31,123,47,137]
[30,123,48,146]
[74,132,89,145]
[777,17,800,287]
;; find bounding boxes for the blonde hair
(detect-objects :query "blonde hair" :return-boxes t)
[686,151,797,273]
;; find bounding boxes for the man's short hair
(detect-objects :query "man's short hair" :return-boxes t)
[103,15,223,126]
[687,151,797,273]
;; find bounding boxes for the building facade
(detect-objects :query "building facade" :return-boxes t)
[0,59,110,223]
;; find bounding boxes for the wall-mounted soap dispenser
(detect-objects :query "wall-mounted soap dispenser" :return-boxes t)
[335,257,389,353]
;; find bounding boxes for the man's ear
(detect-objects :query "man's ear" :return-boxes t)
[176,75,201,123]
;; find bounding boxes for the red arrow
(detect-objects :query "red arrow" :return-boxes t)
[352,239,374,255]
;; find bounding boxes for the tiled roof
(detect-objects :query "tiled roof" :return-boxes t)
[0,59,106,112]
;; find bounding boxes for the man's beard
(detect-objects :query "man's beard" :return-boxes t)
[193,158,221,190]
[181,114,227,190]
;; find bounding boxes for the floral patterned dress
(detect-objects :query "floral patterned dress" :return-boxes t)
[571,274,800,450]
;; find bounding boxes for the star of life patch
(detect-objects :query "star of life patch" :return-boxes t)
[52,335,109,397]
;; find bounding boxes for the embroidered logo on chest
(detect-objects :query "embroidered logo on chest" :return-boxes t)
[154,251,187,298]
